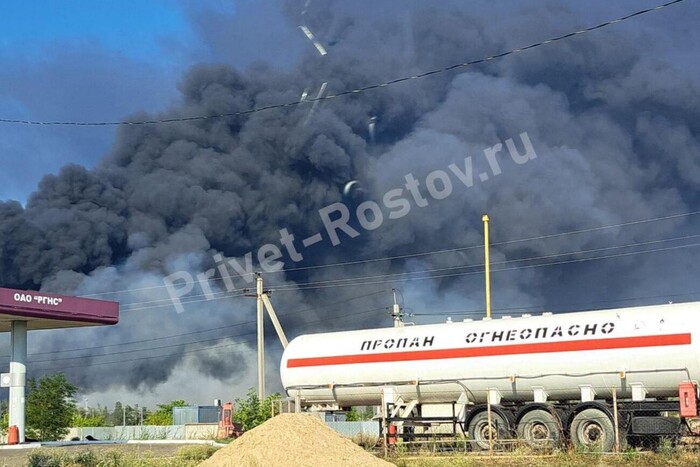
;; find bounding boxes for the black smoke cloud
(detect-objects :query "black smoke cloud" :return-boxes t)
[0,0,699,398]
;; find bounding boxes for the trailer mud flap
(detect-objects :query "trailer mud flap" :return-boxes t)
[679,382,698,418]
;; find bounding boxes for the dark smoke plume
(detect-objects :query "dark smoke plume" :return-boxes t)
[0,0,699,402]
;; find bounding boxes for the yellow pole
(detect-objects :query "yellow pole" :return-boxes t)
[482,214,491,318]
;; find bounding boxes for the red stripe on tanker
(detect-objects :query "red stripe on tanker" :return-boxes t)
[280,302,700,406]
[286,333,691,368]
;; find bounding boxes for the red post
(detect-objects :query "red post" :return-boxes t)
[7,425,19,445]
[387,424,397,445]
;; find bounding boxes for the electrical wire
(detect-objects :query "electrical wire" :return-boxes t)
[0,0,685,127]
[271,240,700,291]
[28,306,387,371]
[0,288,390,358]
[28,327,260,364]
[62,227,700,320]
[82,209,700,301]
[267,234,700,291]
[118,290,248,312]
[409,290,700,317]
[8,232,698,359]
[248,211,700,277]
[78,229,700,314]
[19,282,700,368]
[0,217,689,362]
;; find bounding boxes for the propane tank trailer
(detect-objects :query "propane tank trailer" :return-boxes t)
[281,302,700,450]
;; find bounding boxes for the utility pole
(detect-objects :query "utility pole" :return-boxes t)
[391,289,403,327]
[247,273,289,401]
[482,214,492,318]
[122,406,126,426]
[256,274,265,400]
[261,293,289,348]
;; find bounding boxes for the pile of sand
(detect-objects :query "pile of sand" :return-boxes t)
[198,413,393,467]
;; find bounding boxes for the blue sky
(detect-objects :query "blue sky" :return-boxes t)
[0,1,192,59]
[0,0,301,203]
[0,1,190,203]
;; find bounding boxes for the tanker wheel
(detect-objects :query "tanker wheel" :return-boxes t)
[570,408,615,452]
[516,409,562,451]
[468,411,510,451]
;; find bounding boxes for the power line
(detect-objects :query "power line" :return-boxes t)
[409,291,700,317]
[39,305,387,364]
[258,211,700,277]
[80,225,700,314]
[29,306,387,371]
[27,322,258,358]
[29,286,700,370]
[83,209,700,302]
[20,245,700,368]
[118,290,247,313]
[0,288,390,358]
[12,231,696,358]
[268,234,700,291]
[0,0,685,128]
[77,225,700,315]
[272,240,700,292]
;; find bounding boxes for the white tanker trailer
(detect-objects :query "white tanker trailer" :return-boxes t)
[281,302,700,450]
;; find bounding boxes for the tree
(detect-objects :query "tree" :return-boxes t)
[72,412,107,427]
[100,405,111,426]
[233,389,281,430]
[123,405,139,426]
[72,404,109,427]
[144,400,187,425]
[0,400,8,434]
[346,406,375,421]
[260,393,282,421]
[26,373,77,441]
[111,402,124,426]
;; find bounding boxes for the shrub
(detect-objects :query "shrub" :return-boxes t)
[27,451,63,467]
[353,433,380,451]
[176,444,220,461]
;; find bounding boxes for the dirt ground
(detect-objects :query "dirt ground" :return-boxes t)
[0,442,202,467]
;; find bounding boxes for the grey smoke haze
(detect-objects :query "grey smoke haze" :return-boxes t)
[0,0,699,403]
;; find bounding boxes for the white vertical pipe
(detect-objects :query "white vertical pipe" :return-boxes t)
[9,320,27,443]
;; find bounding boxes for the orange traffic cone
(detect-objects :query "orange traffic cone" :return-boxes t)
[7,425,18,445]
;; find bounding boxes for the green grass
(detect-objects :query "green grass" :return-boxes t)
[389,451,700,467]
[25,445,220,467]
[23,444,700,467]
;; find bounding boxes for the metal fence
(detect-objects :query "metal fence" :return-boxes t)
[326,421,380,438]
[378,402,695,454]
[65,420,379,442]
[64,424,217,441]
[65,384,698,452]
[318,384,700,454]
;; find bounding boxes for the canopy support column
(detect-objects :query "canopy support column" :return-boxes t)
[9,320,27,443]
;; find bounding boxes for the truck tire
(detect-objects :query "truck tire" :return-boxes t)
[468,410,510,451]
[516,409,562,450]
[570,408,615,452]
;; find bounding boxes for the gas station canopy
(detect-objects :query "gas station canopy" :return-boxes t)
[0,286,119,444]
[0,287,118,331]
